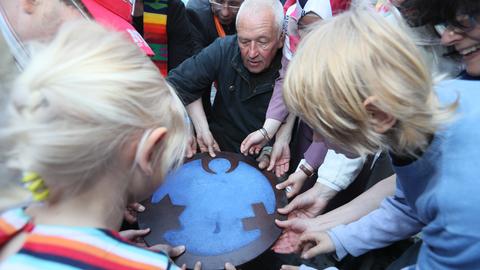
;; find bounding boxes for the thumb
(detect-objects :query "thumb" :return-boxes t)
[240,136,251,154]
[274,218,296,230]
[275,218,307,232]
[276,177,294,190]
[277,197,300,214]
[119,228,150,240]
[299,233,332,259]
[169,245,186,257]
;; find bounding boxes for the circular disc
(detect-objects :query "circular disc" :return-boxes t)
[138,152,287,269]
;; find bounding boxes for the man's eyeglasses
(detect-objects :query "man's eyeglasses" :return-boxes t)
[209,0,242,12]
[435,14,479,36]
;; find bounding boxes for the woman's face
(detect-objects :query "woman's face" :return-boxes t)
[440,14,480,76]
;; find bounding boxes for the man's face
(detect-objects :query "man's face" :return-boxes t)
[236,9,283,74]
[440,14,480,76]
[0,0,82,42]
[210,0,243,25]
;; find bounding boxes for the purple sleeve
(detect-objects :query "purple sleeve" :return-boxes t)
[266,56,290,122]
[327,182,424,259]
[304,141,328,169]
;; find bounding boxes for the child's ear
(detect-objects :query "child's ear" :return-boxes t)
[21,0,37,14]
[363,96,396,133]
[137,127,167,175]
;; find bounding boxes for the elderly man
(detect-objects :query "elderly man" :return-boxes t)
[168,0,284,155]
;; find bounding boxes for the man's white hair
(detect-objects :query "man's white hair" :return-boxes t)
[236,0,285,35]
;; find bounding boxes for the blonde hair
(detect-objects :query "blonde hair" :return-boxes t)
[2,21,189,199]
[284,8,456,157]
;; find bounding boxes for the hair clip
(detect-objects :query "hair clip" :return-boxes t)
[21,172,49,201]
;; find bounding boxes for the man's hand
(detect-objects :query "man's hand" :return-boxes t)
[124,202,145,224]
[299,232,335,259]
[186,132,198,158]
[276,170,308,199]
[196,130,220,157]
[240,130,268,156]
[187,99,218,157]
[277,182,337,219]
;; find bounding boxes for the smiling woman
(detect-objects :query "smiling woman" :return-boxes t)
[408,0,480,76]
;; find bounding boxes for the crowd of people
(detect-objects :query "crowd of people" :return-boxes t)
[0,0,479,269]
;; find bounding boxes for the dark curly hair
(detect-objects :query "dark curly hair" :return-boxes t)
[404,0,480,26]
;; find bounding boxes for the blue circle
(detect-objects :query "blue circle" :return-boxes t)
[151,158,276,256]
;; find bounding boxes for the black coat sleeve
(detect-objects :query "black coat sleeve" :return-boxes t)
[167,0,194,70]
[167,38,225,105]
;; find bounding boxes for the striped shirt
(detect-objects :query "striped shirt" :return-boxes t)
[0,208,180,270]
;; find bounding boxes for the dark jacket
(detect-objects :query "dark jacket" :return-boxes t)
[133,0,193,70]
[167,35,282,153]
[186,0,236,53]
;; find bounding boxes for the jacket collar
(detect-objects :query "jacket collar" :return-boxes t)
[231,42,250,82]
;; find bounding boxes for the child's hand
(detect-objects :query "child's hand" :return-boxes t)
[276,170,308,198]
[299,232,335,259]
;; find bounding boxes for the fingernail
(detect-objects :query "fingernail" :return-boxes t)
[178,245,186,252]
[275,184,281,189]
[138,205,145,211]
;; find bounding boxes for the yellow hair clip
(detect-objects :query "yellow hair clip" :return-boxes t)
[21,172,49,201]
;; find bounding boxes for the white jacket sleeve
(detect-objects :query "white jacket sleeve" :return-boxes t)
[316,150,365,191]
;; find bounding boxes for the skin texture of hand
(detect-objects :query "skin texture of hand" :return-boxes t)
[276,170,308,199]
[273,212,312,254]
[241,129,269,156]
[186,129,198,158]
[119,228,186,256]
[268,114,295,176]
[256,146,273,170]
[181,262,236,270]
[299,232,335,259]
[187,99,218,157]
[273,175,396,254]
[181,262,202,270]
[273,183,337,254]
[124,202,145,224]
[240,118,282,155]
[278,182,337,218]
[196,130,220,157]
[280,266,300,270]
[268,137,291,177]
